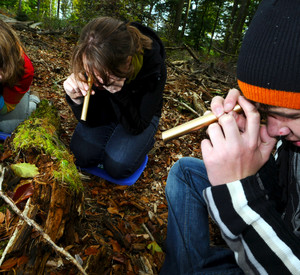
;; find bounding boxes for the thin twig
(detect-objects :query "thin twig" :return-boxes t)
[142,223,155,242]
[164,95,201,117]
[55,76,68,84]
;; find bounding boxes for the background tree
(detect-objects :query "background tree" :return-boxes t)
[180,0,191,38]
[223,0,260,54]
[172,0,185,40]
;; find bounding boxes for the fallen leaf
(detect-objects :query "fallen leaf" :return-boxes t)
[0,150,12,162]
[12,181,34,205]
[112,253,126,264]
[109,239,121,253]
[85,245,100,255]
[5,209,12,232]
[0,212,5,223]
[147,241,163,255]
[0,257,18,270]
[11,163,39,178]
[107,207,124,218]
[17,256,29,267]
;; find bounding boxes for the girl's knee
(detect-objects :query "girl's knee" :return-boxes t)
[104,157,132,178]
[70,139,98,167]
[70,146,90,167]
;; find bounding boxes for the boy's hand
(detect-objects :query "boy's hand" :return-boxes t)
[201,94,276,186]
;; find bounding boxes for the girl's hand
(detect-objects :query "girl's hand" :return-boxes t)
[64,73,93,104]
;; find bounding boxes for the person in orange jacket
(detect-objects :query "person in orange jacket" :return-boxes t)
[0,19,39,134]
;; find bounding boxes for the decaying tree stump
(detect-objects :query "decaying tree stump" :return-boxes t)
[0,100,85,274]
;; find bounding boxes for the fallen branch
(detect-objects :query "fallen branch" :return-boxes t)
[183,43,201,64]
[164,95,200,117]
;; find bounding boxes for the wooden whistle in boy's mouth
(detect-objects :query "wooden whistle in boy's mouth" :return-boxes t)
[161,105,242,142]
[81,76,93,121]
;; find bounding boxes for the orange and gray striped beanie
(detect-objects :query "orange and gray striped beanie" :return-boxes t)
[237,0,300,110]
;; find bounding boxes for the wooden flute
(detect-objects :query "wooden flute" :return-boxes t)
[80,76,93,121]
[161,104,242,142]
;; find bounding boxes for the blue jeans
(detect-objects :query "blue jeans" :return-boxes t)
[70,116,160,178]
[0,91,40,133]
[160,157,244,275]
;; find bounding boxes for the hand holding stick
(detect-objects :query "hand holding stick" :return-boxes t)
[162,105,242,142]
[81,76,93,121]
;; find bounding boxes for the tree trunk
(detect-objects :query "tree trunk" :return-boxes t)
[196,2,209,50]
[37,0,40,15]
[57,0,61,18]
[18,0,22,13]
[49,0,52,17]
[0,100,84,274]
[223,0,250,54]
[172,0,185,40]
[208,2,222,54]
[223,0,240,52]
[231,0,251,53]
[181,0,191,38]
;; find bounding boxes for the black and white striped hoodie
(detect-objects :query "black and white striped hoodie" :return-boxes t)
[204,140,300,274]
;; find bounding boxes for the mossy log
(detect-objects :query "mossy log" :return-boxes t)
[0,100,84,274]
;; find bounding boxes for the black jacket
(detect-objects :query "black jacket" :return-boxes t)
[66,22,167,135]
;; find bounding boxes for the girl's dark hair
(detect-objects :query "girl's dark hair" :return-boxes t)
[71,17,152,86]
[0,20,25,87]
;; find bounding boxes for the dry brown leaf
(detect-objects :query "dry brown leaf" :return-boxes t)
[17,256,29,267]
[109,239,121,253]
[107,207,124,218]
[5,209,12,233]
[85,245,100,255]
[0,257,18,270]
[104,229,114,237]
[0,212,5,224]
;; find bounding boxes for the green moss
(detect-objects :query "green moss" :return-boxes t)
[29,99,61,132]
[11,100,83,192]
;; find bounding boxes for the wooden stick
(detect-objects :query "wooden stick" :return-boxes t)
[80,76,93,121]
[162,105,242,142]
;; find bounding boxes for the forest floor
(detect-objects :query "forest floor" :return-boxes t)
[0,17,239,274]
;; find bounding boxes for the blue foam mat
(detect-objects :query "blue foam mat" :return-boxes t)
[80,155,148,186]
[0,132,11,141]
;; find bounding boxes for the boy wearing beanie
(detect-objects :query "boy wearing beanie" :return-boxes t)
[161,0,300,274]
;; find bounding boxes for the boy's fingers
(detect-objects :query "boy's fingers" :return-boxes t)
[223,88,241,112]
